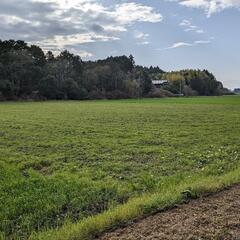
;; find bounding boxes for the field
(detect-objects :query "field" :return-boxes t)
[0,96,240,240]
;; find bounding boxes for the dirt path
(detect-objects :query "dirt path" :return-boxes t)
[99,185,240,240]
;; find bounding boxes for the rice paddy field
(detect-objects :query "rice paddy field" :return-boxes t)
[0,96,240,240]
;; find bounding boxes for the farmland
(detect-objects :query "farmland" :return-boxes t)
[0,96,240,240]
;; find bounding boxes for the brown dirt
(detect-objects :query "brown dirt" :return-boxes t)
[99,185,240,240]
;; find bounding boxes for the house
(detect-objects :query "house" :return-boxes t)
[152,80,168,88]
[233,88,240,94]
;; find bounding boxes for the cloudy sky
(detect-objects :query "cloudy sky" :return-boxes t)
[1,0,240,88]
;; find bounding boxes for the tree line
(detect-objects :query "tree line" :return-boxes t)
[160,70,229,96]
[0,40,227,101]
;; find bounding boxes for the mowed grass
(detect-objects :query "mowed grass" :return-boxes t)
[0,96,240,240]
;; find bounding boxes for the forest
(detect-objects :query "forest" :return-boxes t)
[0,40,228,101]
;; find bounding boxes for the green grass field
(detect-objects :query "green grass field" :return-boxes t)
[0,96,240,240]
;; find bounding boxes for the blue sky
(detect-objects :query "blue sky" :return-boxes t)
[0,0,240,88]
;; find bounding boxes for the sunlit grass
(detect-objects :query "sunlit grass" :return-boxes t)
[0,96,239,239]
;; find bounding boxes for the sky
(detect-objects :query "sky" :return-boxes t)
[0,0,240,89]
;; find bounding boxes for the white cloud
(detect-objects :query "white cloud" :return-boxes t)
[134,31,150,39]
[35,33,120,56]
[137,41,150,45]
[179,19,204,34]
[173,0,240,17]
[196,29,204,33]
[0,0,162,58]
[168,42,194,48]
[179,19,191,26]
[114,2,163,24]
[103,26,127,32]
[33,0,101,11]
[68,49,93,58]
[134,30,150,45]
[158,39,211,50]
[194,40,210,44]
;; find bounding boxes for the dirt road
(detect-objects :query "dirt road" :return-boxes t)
[100,185,240,240]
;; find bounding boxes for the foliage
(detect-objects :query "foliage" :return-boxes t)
[147,88,174,98]
[162,70,225,95]
[0,40,226,100]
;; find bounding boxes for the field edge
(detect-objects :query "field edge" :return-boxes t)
[28,167,240,240]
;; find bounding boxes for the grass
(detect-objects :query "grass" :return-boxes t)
[0,96,239,240]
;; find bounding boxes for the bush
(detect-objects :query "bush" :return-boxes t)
[61,78,83,100]
[216,87,234,96]
[88,90,105,100]
[183,86,198,96]
[147,88,174,98]
[0,91,5,101]
[38,75,58,99]
[105,90,129,99]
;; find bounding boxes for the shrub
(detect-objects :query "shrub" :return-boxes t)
[147,88,174,98]
[88,90,105,100]
[105,90,129,99]
[183,85,198,96]
[0,91,5,101]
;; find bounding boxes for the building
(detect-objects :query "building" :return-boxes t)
[152,80,168,88]
[233,88,240,94]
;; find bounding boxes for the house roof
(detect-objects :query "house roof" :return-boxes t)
[152,80,168,85]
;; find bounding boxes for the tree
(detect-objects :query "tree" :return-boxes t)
[29,45,46,66]
[0,39,225,100]
[134,68,152,96]
[39,75,58,99]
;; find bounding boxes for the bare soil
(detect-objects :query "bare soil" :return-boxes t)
[99,185,240,240]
